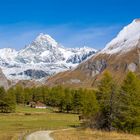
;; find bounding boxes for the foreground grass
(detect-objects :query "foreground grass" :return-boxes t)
[0,105,80,140]
[52,128,140,140]
[1,105,139,140]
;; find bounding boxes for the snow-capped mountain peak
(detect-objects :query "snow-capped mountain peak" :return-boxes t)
[35,33,58,47]
[101,19,140,54]
[0,33,97,80]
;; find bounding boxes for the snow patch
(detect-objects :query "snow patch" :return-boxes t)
[101,19,140,54]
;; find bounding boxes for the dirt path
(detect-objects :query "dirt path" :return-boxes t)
[26,128,75,140]
[26,130,53,140]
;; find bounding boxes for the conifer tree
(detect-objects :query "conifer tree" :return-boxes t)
[96,71,119,130]
[14,85,24,104]
[82,89,99,117]
[0,87,16,113]
[116,72,140,132]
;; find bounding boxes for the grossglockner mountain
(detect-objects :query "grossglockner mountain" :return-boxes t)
[0,33,97,80]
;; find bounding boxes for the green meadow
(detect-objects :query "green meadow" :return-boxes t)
[0,105,80,140]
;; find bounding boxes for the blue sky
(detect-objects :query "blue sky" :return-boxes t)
[0,0,139,50]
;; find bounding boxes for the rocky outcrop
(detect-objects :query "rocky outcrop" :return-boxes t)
[77,59,107,77]
[66,51,96,64]
[15,69,49,79]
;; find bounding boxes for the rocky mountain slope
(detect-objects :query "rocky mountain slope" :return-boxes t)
[46,19,140,87]
[0,34,97,80]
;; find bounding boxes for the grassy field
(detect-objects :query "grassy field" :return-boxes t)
[52,128,140,140]
[0,105,80,140]
[0,105,140,140]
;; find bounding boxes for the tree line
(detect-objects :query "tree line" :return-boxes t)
[0,71,139,133]
[4,84,98,114]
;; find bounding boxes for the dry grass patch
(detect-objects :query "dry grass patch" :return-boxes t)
[52,128,140,140]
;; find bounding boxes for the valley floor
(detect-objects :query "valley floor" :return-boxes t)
[0,105,140,140]
[0,105,79,140]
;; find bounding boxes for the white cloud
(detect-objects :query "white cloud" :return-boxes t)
[0,22,123,50]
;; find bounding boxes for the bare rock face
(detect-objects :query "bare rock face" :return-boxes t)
[0,68,9,89]
[128,63,137,72]
[78,59,107,77]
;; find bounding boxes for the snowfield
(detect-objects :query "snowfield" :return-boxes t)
[101,19,140,54]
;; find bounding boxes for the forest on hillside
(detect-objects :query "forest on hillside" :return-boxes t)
[0,71,140,134]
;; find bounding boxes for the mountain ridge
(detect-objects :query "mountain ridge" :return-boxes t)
[0,33,97,81]
[45,19,140,87]
[101,19,140,54]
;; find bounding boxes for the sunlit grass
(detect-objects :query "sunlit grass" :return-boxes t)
[0,105,80,140]
[52,128,140,140]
